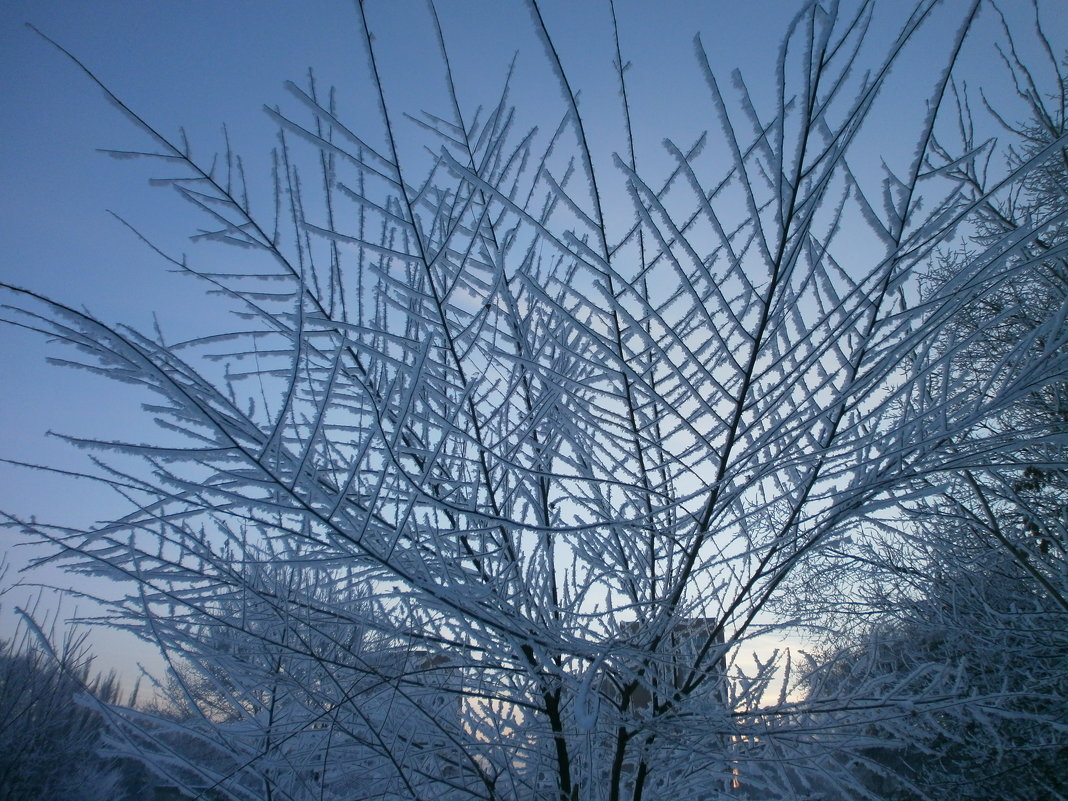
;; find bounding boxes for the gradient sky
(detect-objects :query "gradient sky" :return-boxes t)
[2,0,1065,684]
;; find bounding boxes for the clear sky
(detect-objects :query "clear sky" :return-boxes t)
[2,0,1065,685]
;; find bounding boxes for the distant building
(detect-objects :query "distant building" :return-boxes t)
[618,617,728,712]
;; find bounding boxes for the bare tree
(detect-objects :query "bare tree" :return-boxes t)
[797,15,1068,801]
[917,19,1068,590]
[106,554,477,801]
[2,2,1066,800]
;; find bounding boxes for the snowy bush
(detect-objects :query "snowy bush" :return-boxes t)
[3,2,1066,799]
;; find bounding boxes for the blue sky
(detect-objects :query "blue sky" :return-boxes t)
[2,0,1065,684]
